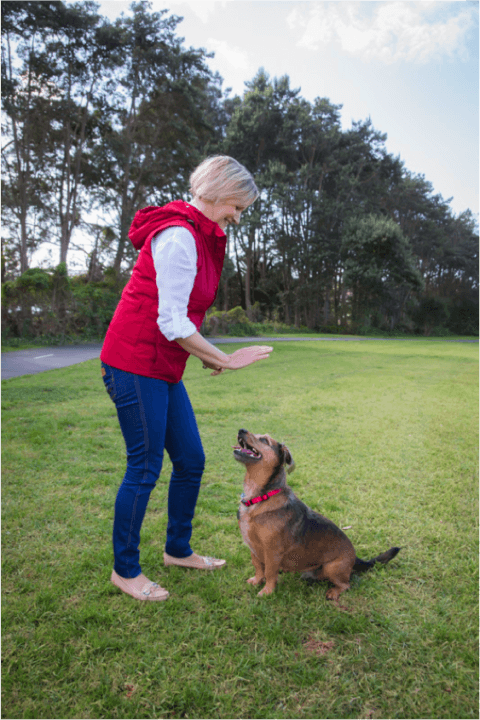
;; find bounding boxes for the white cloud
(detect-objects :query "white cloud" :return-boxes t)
[287,1,478,64]
[207,38,250,69]
[180,0,234,24]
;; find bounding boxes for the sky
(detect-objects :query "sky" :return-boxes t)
[95,0,479,220]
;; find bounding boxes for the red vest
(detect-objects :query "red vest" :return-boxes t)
[100,201,227,383]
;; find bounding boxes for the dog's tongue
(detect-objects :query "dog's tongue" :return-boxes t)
[233,445,256,456]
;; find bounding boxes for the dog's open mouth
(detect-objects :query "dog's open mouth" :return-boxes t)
[233,436,262,461]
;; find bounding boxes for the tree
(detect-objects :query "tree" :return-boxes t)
[223,71,307,317]
[1,1,63,272]
[341,214,423,328]
[90,1,224,275]
[1,1,120,268]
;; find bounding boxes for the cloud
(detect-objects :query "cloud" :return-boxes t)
[180,0,233,24]
[207,38,250,69]
[287,1,478,64]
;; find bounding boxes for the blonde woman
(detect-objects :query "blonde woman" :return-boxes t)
[100,156,272,601]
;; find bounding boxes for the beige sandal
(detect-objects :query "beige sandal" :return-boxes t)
[163,551,226,570]
[110,570,169,601]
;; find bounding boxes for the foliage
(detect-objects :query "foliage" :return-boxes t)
[341,214,423,327]
[1,0,223,275]
[1,264,124,338]
[90,1,224,274]
[204,305,254,336]
[410,296,450,337]
[2,3,478,337]
[447,297,479,336]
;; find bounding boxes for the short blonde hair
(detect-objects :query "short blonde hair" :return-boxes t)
[189,155,258,206]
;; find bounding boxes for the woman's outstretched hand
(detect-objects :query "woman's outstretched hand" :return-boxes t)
[176,333,273,375]
[205,346,273,375]
[222,345,273,373]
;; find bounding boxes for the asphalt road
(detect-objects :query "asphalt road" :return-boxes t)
[1,344,105,380]
[2,336,477,380]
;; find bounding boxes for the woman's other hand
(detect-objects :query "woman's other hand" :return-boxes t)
[202,360,226,376]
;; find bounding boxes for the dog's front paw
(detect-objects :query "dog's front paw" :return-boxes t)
[258,585,275,596]
[247,575,264,586]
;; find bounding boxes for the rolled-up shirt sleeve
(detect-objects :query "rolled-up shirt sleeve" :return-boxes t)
[151,226,198,342]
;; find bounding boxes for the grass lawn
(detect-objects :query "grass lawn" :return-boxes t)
[2,339,478,719]
[2,333,477,353]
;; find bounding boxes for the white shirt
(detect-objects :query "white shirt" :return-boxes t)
[151,226,198,342]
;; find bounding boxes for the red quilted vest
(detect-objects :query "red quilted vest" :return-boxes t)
[100,201,227,383]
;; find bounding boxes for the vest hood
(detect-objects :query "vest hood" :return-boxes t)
[128,200,225,250]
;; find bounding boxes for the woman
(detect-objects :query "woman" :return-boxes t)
[100,155,273,601]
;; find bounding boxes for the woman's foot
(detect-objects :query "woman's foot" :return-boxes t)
[163,552,226,570]
[110,569,169,601]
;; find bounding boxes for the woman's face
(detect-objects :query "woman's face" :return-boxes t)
[201,198,248,230]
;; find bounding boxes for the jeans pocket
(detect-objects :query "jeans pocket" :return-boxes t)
[101,362,116,402]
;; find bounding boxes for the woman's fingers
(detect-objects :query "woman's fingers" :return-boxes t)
[228,345,273,370]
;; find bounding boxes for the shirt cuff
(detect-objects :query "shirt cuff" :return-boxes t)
[158,308,197,342]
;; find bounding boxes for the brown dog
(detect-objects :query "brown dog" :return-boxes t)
[234,428,400,600]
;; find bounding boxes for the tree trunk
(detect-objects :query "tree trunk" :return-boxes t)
[245,251,252,318]
[244,229,254,319]
[19,205,29,274]
[223,235,229,311]
[233,233,244,307]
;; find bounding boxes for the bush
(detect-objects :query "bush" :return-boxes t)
[70,281,120,335]
[1,266,123,340]
[409,296,450,336]
[204,307,314,337]
[250,322,310,335]
[204,306,254,335]
[316,325,344,335]
[447,298,479,336]
[227,323,257,337]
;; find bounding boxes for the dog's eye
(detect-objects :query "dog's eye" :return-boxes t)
[259,437,269,444]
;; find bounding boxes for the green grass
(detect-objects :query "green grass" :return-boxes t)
[2,331,477,352]
[2,340,478,719]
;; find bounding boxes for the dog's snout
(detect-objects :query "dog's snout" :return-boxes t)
[238,428,248,437]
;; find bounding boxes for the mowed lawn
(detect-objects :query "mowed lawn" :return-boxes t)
[2,339,478,720]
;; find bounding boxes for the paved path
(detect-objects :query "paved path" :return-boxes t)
[2,336,477,380]
[2,344,105,380]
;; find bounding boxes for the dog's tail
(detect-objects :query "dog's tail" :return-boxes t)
[353,546,401,573]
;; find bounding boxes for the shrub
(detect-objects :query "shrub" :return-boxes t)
[447,297,479,336]
[1,266,123,340]
[205,306,255,335]
[409,296,450,336]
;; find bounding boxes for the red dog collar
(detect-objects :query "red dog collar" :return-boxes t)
[241,489,282,507]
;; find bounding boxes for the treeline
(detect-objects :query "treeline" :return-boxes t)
[2,0,478,339]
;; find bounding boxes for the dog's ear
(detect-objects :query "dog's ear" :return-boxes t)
[280,444,295,474]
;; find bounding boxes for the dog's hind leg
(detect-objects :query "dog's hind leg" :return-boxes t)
[317,557,354,602]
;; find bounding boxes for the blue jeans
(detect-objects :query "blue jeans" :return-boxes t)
[101,362,205,579]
